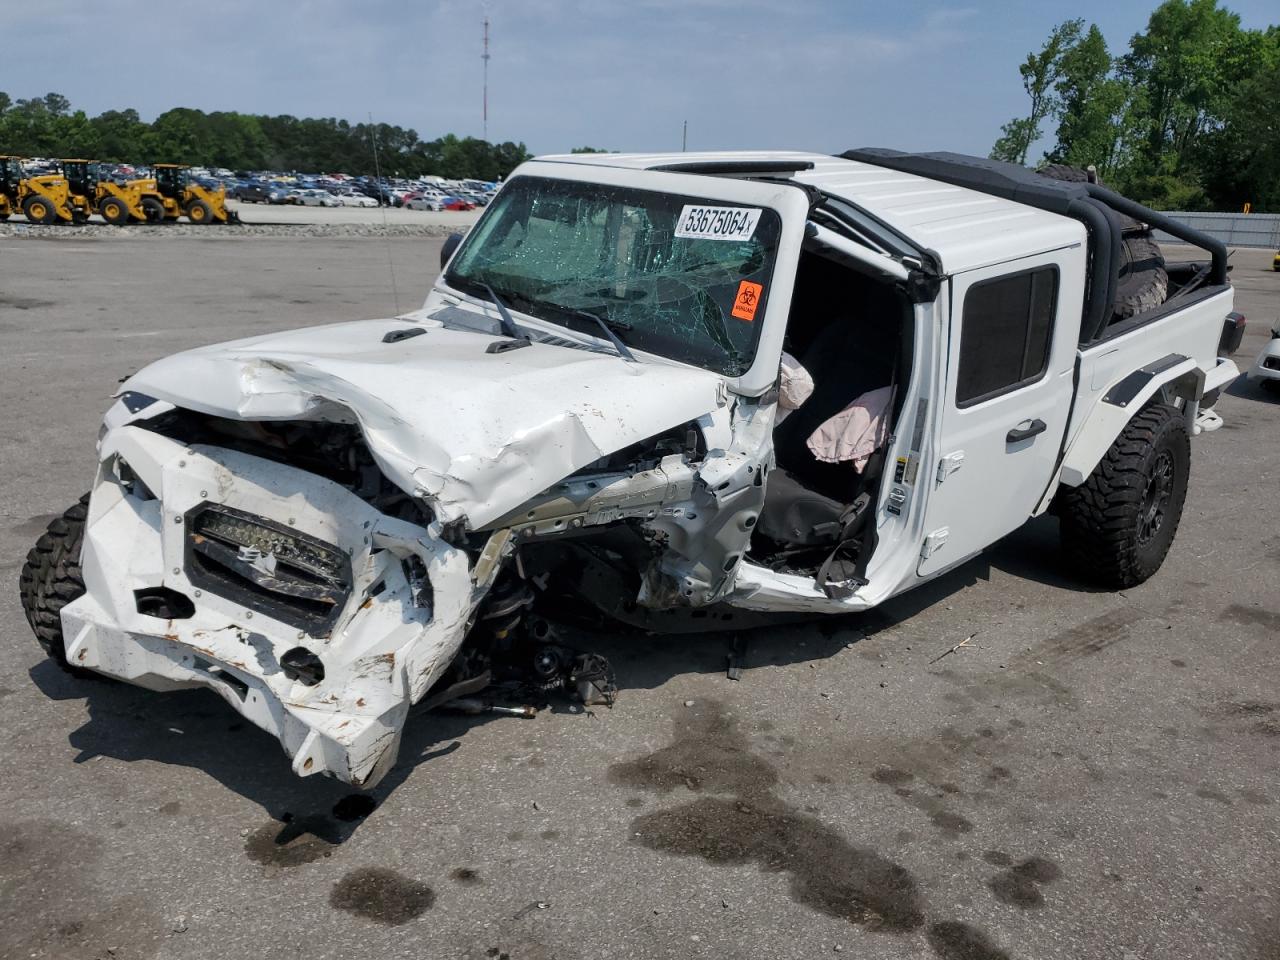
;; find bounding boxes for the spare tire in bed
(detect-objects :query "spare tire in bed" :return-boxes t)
[1036,164,1168,321]
[1111,233,1169,320]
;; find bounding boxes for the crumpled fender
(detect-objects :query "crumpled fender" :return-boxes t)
[120,317,728,529]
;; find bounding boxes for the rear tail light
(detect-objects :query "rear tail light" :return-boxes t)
[1219,311,1247,357]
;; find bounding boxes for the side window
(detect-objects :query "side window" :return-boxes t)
[956,267,1057,407]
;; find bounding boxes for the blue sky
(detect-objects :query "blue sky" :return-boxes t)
[4,0,1277,159]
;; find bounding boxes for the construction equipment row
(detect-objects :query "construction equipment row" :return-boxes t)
[0,156,239,225]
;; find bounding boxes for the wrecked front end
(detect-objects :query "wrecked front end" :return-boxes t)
[56,320,753,787]
[63,405,480,787]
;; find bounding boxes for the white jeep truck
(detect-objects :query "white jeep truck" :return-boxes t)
[21,149,1240,788]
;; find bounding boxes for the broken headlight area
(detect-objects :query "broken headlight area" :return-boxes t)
[570,419,707,476]
[105,453,156,502]
[185,503,352,635]
[65,427,473,787]
[133,408,433,525]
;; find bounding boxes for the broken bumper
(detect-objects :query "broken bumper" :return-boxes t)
[61,425,478,787]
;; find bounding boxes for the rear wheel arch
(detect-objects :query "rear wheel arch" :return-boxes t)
[1059,401,1190,588]
[1059,358,1201,487]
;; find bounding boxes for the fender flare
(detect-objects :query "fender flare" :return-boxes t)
[1058,354,1202,488]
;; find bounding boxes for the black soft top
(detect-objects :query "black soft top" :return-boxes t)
[841,148,1228,344]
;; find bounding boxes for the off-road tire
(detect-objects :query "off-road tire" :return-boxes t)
[187,199,213,224]
[1035,163,1146,233]
[19,494,93,674]
[1060,403,1190,588]
[1035,165,1169,320]
[100,197,129,225]
[23,195,56,224]
[141,197,165,223]
[1262,379,1280,395]
[1112,234,1169,320]
[1037,163,1093,184]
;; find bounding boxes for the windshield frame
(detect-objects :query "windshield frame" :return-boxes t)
[432,158,812,395]
[441,170,794,379]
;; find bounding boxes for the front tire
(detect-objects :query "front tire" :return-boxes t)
[23,195,56,224]
[100,197,129,225]
[187,199,213,224]
[1060,403,1190,588]
[19,495,92,674]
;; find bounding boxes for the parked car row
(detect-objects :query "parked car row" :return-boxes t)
[224,171,498,211]
[230,181,491,210]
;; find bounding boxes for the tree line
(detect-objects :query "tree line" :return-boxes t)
[991,0,1280,211]
[0,92,531,181]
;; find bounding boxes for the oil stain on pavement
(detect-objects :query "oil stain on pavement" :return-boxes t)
[330,867,435,924]
[244,816,338,869]
[926,921,1011,960]
[610,700,1034,955]
[987,856,1062,908]
[244,794,378,869]
[609,700,926,932]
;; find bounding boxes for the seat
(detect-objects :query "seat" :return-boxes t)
[773,320,894,503]
[756,468,847,547]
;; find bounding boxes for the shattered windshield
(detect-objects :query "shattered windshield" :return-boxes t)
[444,175,781,375]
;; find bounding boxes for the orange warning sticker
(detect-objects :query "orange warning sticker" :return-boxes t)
[732,280,763,322]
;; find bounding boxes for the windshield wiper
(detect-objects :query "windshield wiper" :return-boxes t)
[478,283,530,346]
[572,309,637,363]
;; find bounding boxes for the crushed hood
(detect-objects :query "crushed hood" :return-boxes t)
[123,317,726,528]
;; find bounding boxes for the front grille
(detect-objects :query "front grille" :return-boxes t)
[185,503,352,635]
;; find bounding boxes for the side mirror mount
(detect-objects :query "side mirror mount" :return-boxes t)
[440,232,464,270]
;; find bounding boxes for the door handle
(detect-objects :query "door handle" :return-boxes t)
[1006,419,1047,443]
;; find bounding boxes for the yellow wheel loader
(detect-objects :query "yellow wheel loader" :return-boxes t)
[0,155,89,224]
[139,163,240,224]
[59,160,148,225]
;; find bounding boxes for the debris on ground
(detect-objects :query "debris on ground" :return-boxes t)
[929,633,978,665]
[513,901,550,920]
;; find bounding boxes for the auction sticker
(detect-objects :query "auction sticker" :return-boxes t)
[674,205,762,241]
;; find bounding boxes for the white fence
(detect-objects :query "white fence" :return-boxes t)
[1153,212,1280,249]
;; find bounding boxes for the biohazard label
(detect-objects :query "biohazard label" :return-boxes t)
[674,205,762,241]
[732,281,763,322]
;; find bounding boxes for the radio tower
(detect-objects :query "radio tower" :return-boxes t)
[482,17,491,141]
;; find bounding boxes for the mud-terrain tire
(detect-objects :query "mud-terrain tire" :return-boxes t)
[1037,163,1093,184]
[1035,164,1167,320]
[1060,403,1189,588]
[1036,163,1144,232]
[1112,234,1169,320]
[19,494,93,675]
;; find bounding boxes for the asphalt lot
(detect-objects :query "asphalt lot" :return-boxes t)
[1,235,1277,960]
